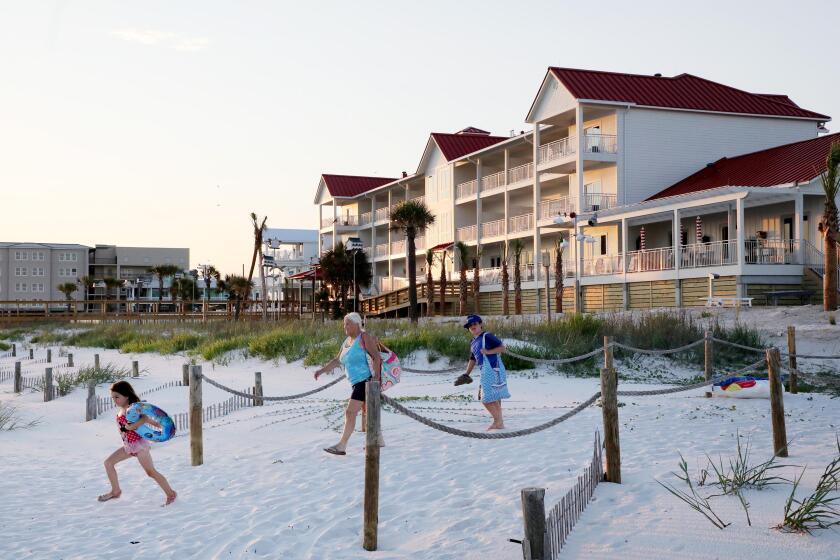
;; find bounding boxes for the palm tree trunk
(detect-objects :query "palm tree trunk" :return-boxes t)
[472,259,480,314]
[514,253,522,315]
[407,233,418,323]
[259,249,268,322]
[825,233,838,310]
[459,268,467,315]
[426,269,434,316]
[555,248,564,314]
[439,252,447,316]
[501,260,509,315]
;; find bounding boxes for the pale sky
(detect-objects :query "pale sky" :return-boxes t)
[2,0,838,275]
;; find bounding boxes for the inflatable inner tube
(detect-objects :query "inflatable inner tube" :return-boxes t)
[126,401,176,442]
[711,376,770,399]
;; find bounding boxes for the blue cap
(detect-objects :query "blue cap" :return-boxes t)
[463,314,482,328]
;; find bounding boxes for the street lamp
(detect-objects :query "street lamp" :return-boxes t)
[198,263,214,321]
[346,237,363,312]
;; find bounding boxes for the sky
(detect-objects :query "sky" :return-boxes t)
[1,0,838,275]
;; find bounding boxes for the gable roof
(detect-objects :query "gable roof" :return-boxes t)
[544,67,829,120]
[429,132,508,161]
[320,174,398,198]
[647,133,840,200]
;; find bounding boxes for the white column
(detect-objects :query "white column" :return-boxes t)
[370,196,377,289]
[504,149,510,238]
[575,104,585,209]
[616,108,626,206]
[533,125,542,314]
[673,209,681,307]
[332,201,337,250]
[621,217,629,309]
[736,197,746,298]
[794,191,804,249]
[387,191,393,280]
[476,159,483,249]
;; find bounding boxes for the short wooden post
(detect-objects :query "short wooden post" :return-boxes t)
[520,487,546,560]
[68,353,74,367]
[13,362,22,393]
[47,348,52,363]
[704,330,713,398]
[767,348,788,457]
[44,367,54,402]
[600,367,621,483]
[85,382,96,421]
[94,354,100,369]
[182,363,190,386]
[132,360,139,378]
[363,379,381,551]
[787,325,798,394]
[189,365,204,466]
[11,343,16,357]
[254,372,263,406]
[29,348,34,359]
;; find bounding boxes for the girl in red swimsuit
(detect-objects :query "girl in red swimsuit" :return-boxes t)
[97,381,177,506]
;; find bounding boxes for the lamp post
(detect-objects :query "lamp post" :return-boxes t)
[542,250,552,322]
[346,237,363,313]
[553,211,597,313]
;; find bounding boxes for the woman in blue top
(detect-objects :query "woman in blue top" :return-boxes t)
[458,314,510,430]
[314,312,383,455]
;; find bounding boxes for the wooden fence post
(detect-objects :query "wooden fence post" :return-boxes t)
[68,353,74,367]
[47,349,52,363]
[363,379,381,551]
[94,354,100,369]
[787,325,798,394]
[704,330,713,398]
[766,348,788,457]
[11,343,15,357]
[189,365,203,466]
[14,362,21,393]
[29,348,34,359]
[520,487,546,560]
[44,367,54,402]
[182,363,190,386]
[254,372,263,406]
[604,335,613,376]
[132,361,139,378]
[86,382,96,421]
[600,367,621,483]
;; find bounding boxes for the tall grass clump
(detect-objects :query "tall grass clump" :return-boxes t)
[0,402,41,431]
[0,341,10,351]
[249,327,331,363]
[778,439,840,533]
[55,363,132,396]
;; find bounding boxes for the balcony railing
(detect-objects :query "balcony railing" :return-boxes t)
[380,277,409,292]
[375,243,388,258]
[375,207,390,222]
[335,215,362,227]
[456,179,478,199]
[744,239,801,265]
[508,162,534,184]
[476,264,536,286]
[456,224,477,242]
[359,211,372,226]
[539,197,575,219]
[481,170,506,194]
[391,239,406,254]
[481,218,505,239]
[626,246,675,273]
[581,254,625,277]
[538,136,576,164]
[321,217,334,228]
[584,133,617,154]
[680,240,739,269]
[581,193,617,212]
[508,213,534,234]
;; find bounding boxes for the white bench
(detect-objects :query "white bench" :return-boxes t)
[702,297,754,308]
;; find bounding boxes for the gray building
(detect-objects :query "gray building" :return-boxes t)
[0,242,90,302]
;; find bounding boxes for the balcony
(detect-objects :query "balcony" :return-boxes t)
[415,236,426,251]
[626,246,675,273]
[476,264,536,286]
[457,224,477,242]
[321,217,334,228]
[581,254,625,277]
[375,243,388,258]
[508,213,534,234]
[508,162,534,184]
[743,239,801,265]
[585,133,617,154]
[480,218,505,239]
[580,193,617,212]
[538,197,575,219]
[538,133,618,166]
[375,207,390,222]
[391,239,406,255]
[480,170,506,195]
[359,211,372,225]
[456,179,477,200]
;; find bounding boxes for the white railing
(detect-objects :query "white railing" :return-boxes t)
[375,207,390,222]
[538,136,576,164]
[415,236,425,251]
[480,170,506,194]
[508,213,534,234]
[457,224,477,242]
[481,218,505,239]
[539,197,575,219]
[680,240,738,269]
[321,217,334,228]
[410,196,425,206]
[581,254,625,277]
[626,246,675,273]
[375,243,388,258]
[508,162,534,184]
[334,215,361,227]
[391,239,406,254]
[584,133,618,154]
[380,277,409,292]
[478,267,502,285]
[456,179,478,199]
[359,211,372,226]
[580,193,617,212]
[803,239,824,273]
[744,239,801,265]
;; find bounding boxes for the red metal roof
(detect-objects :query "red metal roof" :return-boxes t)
[648,133,840,200]
[754,94,800,108]
[321,174,397,198]
[548,68,829,120]
[288,267,322,280]
[430,132,508,161]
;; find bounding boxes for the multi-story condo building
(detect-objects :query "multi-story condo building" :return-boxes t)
[0,243,90,302]
[261,228,319,303]
[314,67,835,315]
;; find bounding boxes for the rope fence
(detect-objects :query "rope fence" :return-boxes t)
[198,372,344,401]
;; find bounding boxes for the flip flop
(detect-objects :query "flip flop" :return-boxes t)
[97,493,120,502]
[323,446,346,456]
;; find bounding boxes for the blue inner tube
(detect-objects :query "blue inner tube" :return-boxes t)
[126,402,176,442]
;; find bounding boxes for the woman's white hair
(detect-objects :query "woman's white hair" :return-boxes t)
[344,312,364,327]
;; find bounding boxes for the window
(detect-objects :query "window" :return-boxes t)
[32,267,45,276]
[32,251,45,261]
[600,235,608,256]
[583,182,603,211]
[15,251,27,260]
[15,267,27,277]
[490,256,501,268]
[31,283,45,293]
[15,283,28,292]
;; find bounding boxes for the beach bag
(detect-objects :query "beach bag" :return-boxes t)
[361,333,402,392]
[479,333,510,403]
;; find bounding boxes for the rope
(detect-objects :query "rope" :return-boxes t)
[613,339,705,355]
[198,372,344,401]
[401,365,462,374]
[380,392,600,439]
[781,353,840,360]
[616,357,767,396]
[711,337,769,352]
[505,347,605,365]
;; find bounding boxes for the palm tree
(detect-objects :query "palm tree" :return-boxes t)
[171,276,197,315]
[200,265,220,306]
[555,236,566,314]
[425,249,435,316]
[220,274,253,320]
[455,242,470,315]
[150,264,180,309]
[439,248,448,316]
[247,212,268,320]
[819,141,840,311]
[57,282,78,313]
[471,247,482,314]
[512,239,524,315]
[76,275,94,312]
[390,200,435,323]
[320,241,372,315]
[103,277,121,312]
[501,243,510,315]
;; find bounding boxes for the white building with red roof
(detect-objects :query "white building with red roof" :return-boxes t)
[314,67,836,314]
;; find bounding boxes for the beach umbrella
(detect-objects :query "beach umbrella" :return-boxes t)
[696,215,703,243]
[640,226,646,250]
